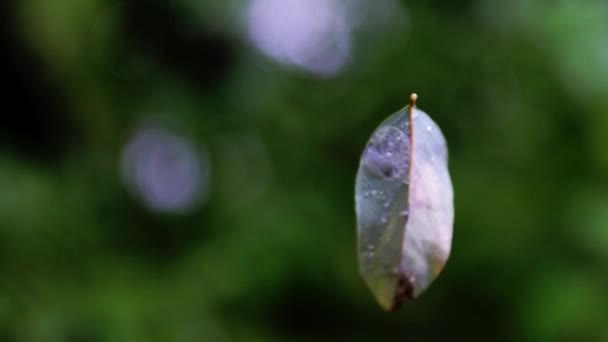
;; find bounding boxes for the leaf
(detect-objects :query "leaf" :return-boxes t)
[355,94,454,311]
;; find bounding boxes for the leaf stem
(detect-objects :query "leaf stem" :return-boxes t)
[409,93,418,109]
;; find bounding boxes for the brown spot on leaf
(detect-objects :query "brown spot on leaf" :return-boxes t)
[390,274,415,311]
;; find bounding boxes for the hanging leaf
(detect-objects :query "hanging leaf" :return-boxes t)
[355,94,454,311]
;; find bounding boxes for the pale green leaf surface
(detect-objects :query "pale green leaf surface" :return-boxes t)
[355,105,453,310]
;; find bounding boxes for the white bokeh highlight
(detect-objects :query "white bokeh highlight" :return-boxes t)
[121,126,210,213]
[246,0,352,76]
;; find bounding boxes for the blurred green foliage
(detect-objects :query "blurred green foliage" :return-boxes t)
[1,0,608,341]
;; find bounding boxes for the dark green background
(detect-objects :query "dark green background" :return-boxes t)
[1,0,607,341]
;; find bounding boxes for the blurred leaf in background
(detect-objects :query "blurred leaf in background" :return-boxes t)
[1,0,608,341]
